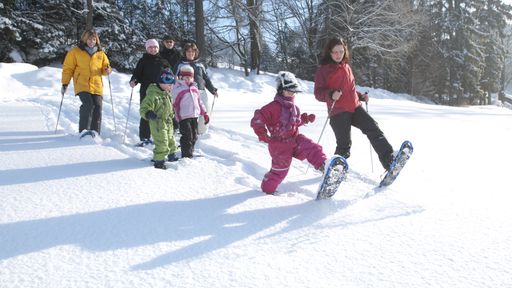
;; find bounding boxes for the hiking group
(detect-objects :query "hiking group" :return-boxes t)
[61,29,407,194]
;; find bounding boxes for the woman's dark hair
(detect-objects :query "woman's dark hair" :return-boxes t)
[183,42,199,60]
[319,37,349,65]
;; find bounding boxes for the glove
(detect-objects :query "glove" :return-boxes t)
[129,80,137,88]
[61,84,68,94]
[257,133,270,143]
[300,113,316,124]
[145,110,157,120]
[359,92,369,102]
[330,90,342,101]
[203,114,209,125]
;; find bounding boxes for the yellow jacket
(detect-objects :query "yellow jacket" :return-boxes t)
[62,45,110,96]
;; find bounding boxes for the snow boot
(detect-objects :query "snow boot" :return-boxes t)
[135,138,153,147]
[154,160,167,170]
[167,153,179,162]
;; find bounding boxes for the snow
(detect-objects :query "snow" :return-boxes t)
[1,62,512,287]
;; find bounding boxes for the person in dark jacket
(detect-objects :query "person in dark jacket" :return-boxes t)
[130,39,170,146]
[314,37,395,170]
[160,35,182,132]
[175,42,218,134]
[160,35,181,69]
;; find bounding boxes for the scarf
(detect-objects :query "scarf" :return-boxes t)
[274,93,300,133]
[85,46,98,55]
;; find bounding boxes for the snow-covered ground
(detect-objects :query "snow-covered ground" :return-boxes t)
[1,62,511,287]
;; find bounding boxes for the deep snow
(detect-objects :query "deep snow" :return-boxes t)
[1,62,512,288]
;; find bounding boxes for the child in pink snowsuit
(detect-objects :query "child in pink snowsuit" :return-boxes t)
[251,71,327,194]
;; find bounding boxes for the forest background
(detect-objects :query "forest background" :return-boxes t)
[1,0,512,106]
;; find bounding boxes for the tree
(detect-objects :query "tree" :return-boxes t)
[86,0,93,31]
[476,0,512,104]
[248,0,262,74]
[263,0,323,79]
[317,0,424,87]
[195,0,206,57]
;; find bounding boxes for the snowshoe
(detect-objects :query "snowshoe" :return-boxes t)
[316,155,349,200]
[378,140,413,187]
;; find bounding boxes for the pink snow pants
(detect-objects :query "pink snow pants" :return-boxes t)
[261,134,326,194]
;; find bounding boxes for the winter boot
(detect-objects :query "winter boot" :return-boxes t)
[167,153,179,162]
[80,130,97,139]
[135,138,153,147]
[154,160,167,170]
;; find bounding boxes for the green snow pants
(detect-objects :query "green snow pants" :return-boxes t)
[149,119,177,161]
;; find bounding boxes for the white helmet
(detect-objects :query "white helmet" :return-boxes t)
[276,71,303,93]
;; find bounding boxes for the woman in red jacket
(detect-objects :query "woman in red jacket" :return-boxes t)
[314,37,395,170]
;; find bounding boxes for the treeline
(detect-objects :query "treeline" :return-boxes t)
[1,0,511,105]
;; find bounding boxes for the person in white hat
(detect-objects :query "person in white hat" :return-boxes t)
[175,41,218,134]
[171,64,209,158]
[250,71,327,194]
[129,38,170,147]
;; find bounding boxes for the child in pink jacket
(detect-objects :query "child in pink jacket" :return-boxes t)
[172,65,209,158]
[251,71,327,194]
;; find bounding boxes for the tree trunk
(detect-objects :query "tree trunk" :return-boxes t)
[194,0,206,59]
[86,0,93,31]
[248,0,260,74]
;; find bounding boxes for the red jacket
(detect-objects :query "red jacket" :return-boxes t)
[250,95,305,142]
[314,61,362,114]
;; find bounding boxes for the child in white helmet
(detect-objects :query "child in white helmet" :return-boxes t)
[250,71,327,194]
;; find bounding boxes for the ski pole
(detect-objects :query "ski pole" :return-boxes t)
[107,65,117,133]
[55,90,65,134]
[364,93,374,173]
[316,100,337,145]
[209,94,216,119]
[306,99,337,174]
[123,87,134,144]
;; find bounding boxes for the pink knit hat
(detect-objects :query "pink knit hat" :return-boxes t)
[145,39,159,49]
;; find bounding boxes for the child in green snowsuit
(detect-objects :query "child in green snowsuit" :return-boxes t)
[140,68,179,169]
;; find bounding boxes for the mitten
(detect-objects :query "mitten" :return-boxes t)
[257,133,270,143]
[61,84,68,94]
[146,110,157,120]
[330,90,342,101]
[359,92,369,102]
[203,114,210,124]
[301,113,315,124]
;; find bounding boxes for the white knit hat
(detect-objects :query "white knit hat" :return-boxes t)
[179,65,194,77]
[145,39,159,49]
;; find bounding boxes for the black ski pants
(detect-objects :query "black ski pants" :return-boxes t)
[78,92,102,134]
[329,106,394,170]
[139,85,151,141]
[179,118,198,158]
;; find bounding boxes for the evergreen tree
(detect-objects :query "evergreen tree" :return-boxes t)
[476,0,512,104]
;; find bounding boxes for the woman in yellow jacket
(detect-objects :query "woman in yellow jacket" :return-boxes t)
[61,30,112,136]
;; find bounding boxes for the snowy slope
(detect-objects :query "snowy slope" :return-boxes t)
[1,63,512,288]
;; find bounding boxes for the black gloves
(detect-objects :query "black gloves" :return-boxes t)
[146,110,157,120]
